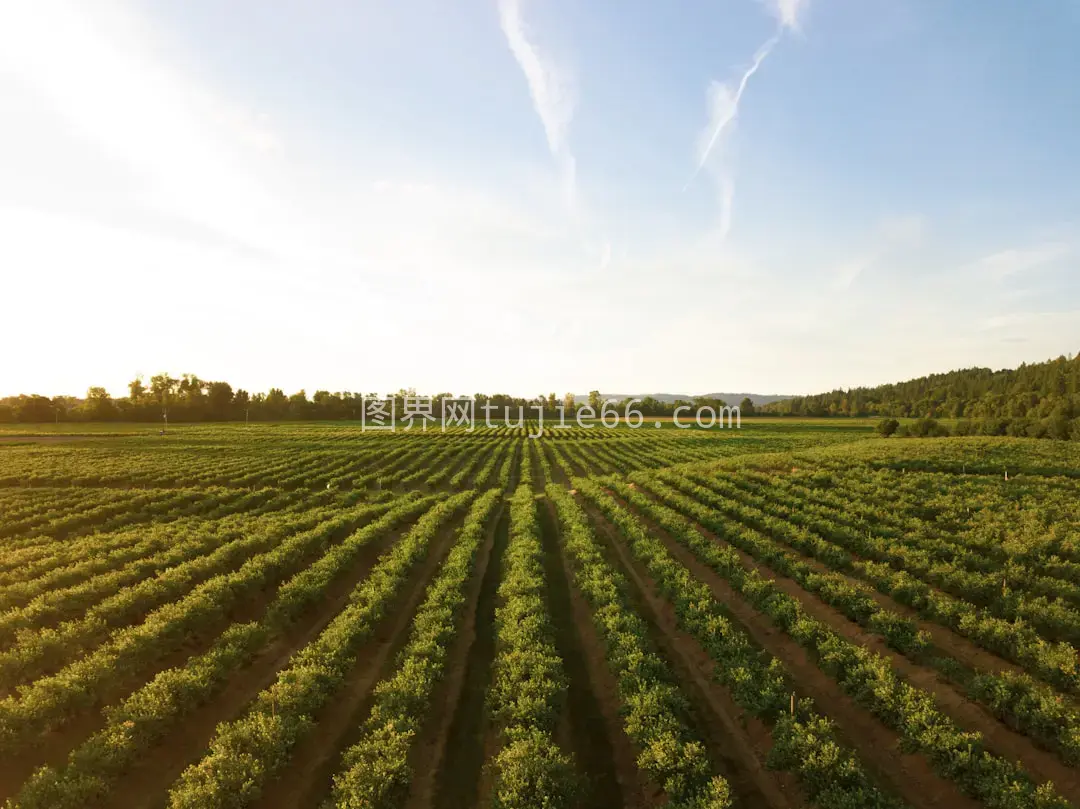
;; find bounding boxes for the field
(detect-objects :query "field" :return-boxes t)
[0,421,1078,809]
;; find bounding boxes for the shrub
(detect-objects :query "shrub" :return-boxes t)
[876,418,899,437]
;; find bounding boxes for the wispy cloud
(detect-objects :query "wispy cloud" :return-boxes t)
[969,243,1071,279]
[831,213,926,290]
[0,0,294,260]
[765,0,810,33]
[686,34,780,190]
[497,0,577,213]
[599,241,612,270]
[687,0,809,240]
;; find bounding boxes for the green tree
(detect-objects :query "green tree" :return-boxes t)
[149,373,178,407]
[876,418,900,437]
[15,395,54,423]
[264,388,288,419]
[234,389,251,420]
[83,387,117,421]
[128,375,146,402]
[288,390,310,419]
[206,382,234,419]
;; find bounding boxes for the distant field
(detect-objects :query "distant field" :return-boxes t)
[0,423,1078,809]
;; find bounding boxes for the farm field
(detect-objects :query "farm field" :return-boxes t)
[0,422,1078,809]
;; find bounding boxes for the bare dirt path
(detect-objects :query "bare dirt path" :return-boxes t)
[579,499,807,809]
[537,497,636,809]
[430,507,510,809]
[404,499,503,809]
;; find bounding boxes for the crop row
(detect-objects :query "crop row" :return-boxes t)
[675,470,1080,698]
[0,494,434,752]
[486,484,576,808]
[627,474,1080,768]
[325,488,502,807]
[571,479,903,809]
[546,485,732,808]
[7,492,441,808]
[0,498,358,639]
[165,490,476,808]
[590,477,1073,809]
[771,468,1080,583]
[735,470,1080,614]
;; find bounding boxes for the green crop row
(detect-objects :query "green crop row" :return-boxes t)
[665,470,1080,698]
[572,479,902,809]
[0,497,416,752]
[165,490,475,808]
[326,488,502,808]
[7,493,445,809]
[546,484,732,808]
[487,485,576,809]
[598,477,1072,809]
[694,471,1080,647]
[629,473,1080,769]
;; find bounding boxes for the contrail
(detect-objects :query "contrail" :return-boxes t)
[683,32,779,192]
[498,0,576,208]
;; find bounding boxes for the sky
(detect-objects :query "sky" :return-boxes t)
[2,0,1079,399]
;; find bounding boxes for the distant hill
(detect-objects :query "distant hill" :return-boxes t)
[574,392,792,407]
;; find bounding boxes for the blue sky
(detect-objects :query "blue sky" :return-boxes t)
[1,0,1078,398]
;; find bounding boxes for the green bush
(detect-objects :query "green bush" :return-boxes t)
[876,418,900,437]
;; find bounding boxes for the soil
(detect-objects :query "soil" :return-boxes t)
[589,493,982,809]
[405,500,504,809]
[579,498,807,809]
[0,512,417,807]
[251,512,471,809]
[635,487,1080,805]
[537,499,633,809]
[430,507,510,809]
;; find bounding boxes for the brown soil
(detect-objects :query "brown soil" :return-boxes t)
[252,513,471,809]
[430,507,510,809]
[546,497,666,809]
[646,494,1080,803]
[593,494,983,809]
[537,499,639,809]
[403,500,504,809]
[579,499,805,809]
[0,514,407,804]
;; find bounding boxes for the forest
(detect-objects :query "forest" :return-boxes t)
[762,353,1080,420]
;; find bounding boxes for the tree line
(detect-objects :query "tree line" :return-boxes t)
[0,375,745,424]
[5,352,1077,440]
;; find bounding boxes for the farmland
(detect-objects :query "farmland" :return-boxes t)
[0,421,1078,809]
